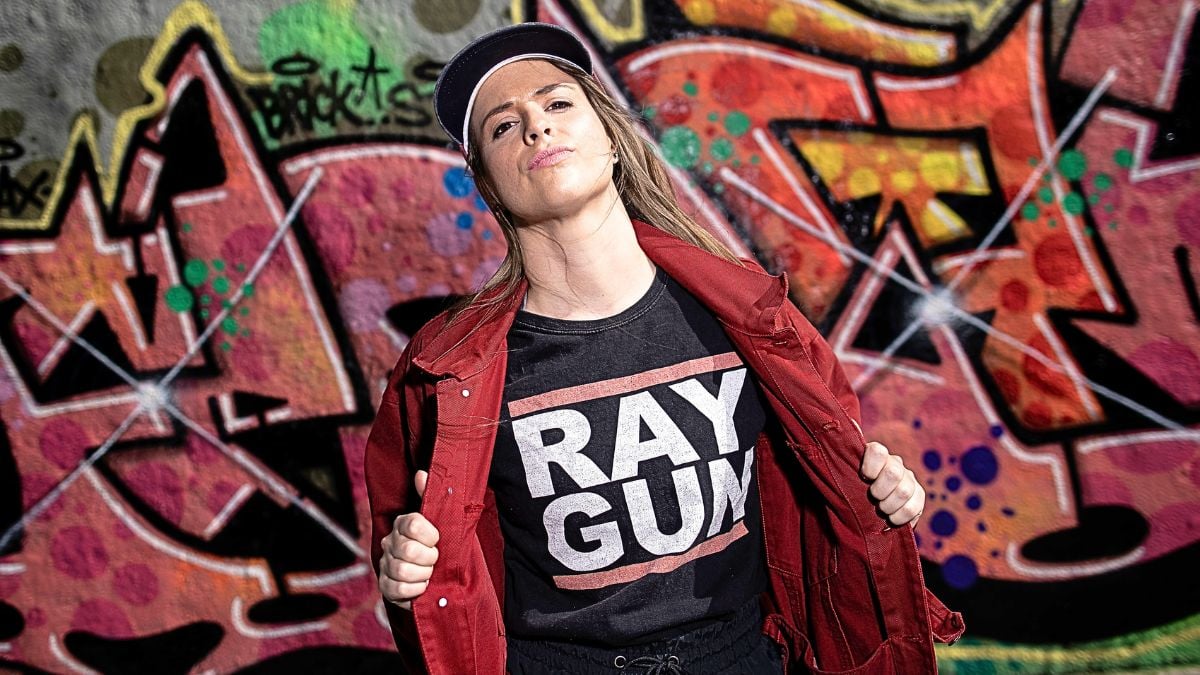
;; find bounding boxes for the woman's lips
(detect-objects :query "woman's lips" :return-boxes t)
[528,147,573,170]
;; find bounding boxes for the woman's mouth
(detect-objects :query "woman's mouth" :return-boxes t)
[528,147,573,170]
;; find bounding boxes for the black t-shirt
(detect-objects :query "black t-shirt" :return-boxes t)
[489,269,768,645]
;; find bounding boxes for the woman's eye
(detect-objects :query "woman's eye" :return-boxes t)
[548,100,573,111]
[492,121,515,138]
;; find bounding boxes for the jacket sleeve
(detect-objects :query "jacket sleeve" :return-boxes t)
[364,343,433,671]
[797,312,862,431]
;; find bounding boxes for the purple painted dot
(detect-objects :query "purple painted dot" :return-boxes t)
[942,555,978,590]
[991,550,1001,558]
[934,540,943,550]
[930,510,957,536]
[961,445,999,485]
[1002,507,1016,517]
[948,456,957,465]
[425,212,473,257]
[912,419,923,429]
[946,476,962,492]
[989,425,1003,438]
[456,212,474,230]
[966,495,982,510]
[442,167,473,197]
[922,450,942,471]
[977,522,987,532]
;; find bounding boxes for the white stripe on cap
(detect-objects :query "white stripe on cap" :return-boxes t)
[461,53,580,153]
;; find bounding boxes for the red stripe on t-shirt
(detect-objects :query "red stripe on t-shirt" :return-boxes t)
[508,352,744,418]
[551,521,750,591]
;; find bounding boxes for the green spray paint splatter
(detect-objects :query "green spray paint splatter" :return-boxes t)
[1021,202,1039,220]
[165,286,193,312]
[200,294,212,306]
[702,162,714,175]
[236,262,246,272]
[711,137,734,161]
[1088,193,1100,205]
[200,308,210,320]
[707,111,719,122]
[1114,148,1134,168]
[184,259,208,287]
[243,284,255,297]
[642,106,656,120]
[1093,173,1113,191]
[713,182,725,194]
[239,306,250,316]
[213,259,226,272]
[213,277,230,295]
[220,341,232,352]
[1037,187,1053,204]
[724,111,750,137]
[683,81,698,96]
[222,317,239,335]
[661,126,702,169]
[1062,192,1086,215]
[182,222,193,233]
[1058,149,1087,180]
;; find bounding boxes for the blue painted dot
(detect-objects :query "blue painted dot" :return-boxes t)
[946,476,962,492]
[456,212,474,230]
[1001,507,1016,517]
[977,521,987,532]
[948,456,957,465]
[962,445,999,485]
[942,555,978,590]
[934,540,943,550]
[966,495,982,510]
[930,510,957,537]
[482,230,493,240]
[913,419,923,429]
[991,550,1001,558]
[475,193,488,211]
[443,167,474,197]
[989,424,1003,438]
[922,450,942,471]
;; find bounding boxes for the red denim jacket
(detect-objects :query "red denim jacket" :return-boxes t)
[365,220,964,674]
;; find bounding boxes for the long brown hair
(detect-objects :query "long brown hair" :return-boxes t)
[448,59,741,324]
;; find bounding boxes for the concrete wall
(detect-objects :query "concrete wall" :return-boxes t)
[0,0,1196,672]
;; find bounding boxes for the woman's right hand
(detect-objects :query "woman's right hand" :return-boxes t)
[378,470,440,610]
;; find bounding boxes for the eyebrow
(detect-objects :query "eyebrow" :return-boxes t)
[478,82,574,129]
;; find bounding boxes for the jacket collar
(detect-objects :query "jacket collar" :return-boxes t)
[411,219,788,379]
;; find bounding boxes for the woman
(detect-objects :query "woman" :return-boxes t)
[365,22,963,674]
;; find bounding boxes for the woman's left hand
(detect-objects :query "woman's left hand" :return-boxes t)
[860,442,925,527]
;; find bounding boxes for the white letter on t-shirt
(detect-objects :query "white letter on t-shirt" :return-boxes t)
[611,391,700,481]
[513,409,607,498]
[543,492,624,571]
[707,448,754,537]
[669,367,746,456]
[623,466,704,555]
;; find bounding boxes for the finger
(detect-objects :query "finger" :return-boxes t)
[384,558,434,584]
[379,576,430,606]
[398,538,440,567]
[397,513,441,547]
[869,455,906,500]
[414,470,429,499]
[876,472,917,515]
[860,442,889,481]
[889,486,926,527]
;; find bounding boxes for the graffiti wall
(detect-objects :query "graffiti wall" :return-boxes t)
[0,0,1196,672]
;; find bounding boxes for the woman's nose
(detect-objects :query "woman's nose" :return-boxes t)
[525,125,551,144]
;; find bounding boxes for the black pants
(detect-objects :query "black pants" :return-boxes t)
[506,599,785,675]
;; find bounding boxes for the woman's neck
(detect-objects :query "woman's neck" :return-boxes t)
[514,198,654,320]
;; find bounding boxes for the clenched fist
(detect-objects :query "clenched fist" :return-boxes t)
[860,442,925,527]
[378,470,441,610]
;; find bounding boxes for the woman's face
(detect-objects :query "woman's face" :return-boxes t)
[469,59,616,224]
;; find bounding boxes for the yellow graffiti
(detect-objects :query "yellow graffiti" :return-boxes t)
[576,0,646,43]
[0,1,270,232]
[939,622,1200,665]
[868,0,1013,31]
